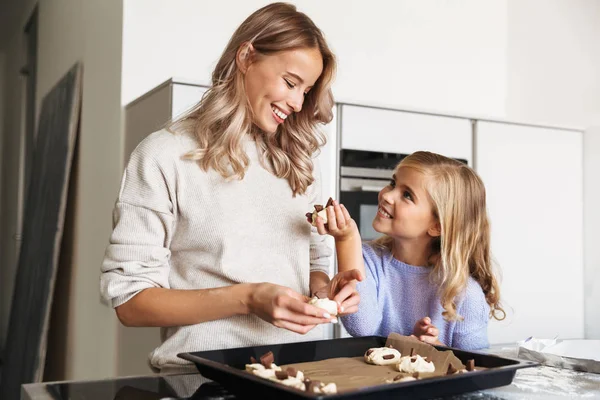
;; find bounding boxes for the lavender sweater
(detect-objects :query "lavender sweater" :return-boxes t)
[341,243,490,350]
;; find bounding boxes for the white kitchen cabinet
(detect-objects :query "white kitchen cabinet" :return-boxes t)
[124,79,208,163]
[475,121,584,344]
[340,104,473,165]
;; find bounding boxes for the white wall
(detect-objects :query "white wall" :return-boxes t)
[506,0,600,128]
[123,0,600,129]
[122,0,507,117]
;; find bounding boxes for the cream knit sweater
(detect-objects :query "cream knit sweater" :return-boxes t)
[100,129,332,373]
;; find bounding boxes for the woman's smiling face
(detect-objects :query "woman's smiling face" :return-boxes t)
[241,46,323,134]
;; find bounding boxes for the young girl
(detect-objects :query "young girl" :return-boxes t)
[314,151,504,350]
[101,3,361,374]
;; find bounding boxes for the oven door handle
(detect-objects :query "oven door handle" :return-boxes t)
[340,177,387,192]
[358,185,384,192]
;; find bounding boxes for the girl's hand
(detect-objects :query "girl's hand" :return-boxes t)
[248,283,336,334]
[308,201,358,242]
[412,317,444,346]
[312,269,364,316]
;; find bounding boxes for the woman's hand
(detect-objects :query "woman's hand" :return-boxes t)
[308,201,358,242]
[312,269,364,316]
[412,317,444,346]
[247,282,336,334]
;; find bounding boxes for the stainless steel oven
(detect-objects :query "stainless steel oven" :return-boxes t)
[339,150,408,241]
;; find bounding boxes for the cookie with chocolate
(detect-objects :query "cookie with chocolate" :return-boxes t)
[306,197,334,226]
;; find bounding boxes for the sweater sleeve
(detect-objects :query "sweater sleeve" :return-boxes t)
[100,133,177,308]
[307,157,333,276]
[451,279,491,350]
[340,244,383,336]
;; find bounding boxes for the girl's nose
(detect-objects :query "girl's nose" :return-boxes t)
[380,188,394,204]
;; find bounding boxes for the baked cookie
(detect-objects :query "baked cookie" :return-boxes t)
[364,347,402,365]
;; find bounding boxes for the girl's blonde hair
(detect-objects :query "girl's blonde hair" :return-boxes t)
[374,151,505,321]
[168,2,336,195]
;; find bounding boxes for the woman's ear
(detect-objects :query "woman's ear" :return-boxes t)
[428,221,441,238]
[236,42,254,74]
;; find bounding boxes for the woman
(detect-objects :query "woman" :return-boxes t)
[101,2,362,374]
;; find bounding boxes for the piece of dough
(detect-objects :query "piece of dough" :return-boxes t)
[311,209,328,226]
[245,363,265,372]
[306,381,338,394]
[245,362,281,379]
[396,355,435,373]
[364,347,402,365]
[278,376,306,390]
[308,297,338,316]
[307,198,334,226]
[252,368,279,379]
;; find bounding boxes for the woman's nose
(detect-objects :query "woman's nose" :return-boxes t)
[287,91,303,113]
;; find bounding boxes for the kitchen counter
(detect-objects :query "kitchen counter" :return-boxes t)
[22,346,600,400]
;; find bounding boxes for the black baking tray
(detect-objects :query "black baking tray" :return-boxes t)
[178,336,537,399]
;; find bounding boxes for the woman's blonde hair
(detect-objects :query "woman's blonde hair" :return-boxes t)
[374,151,505,321]
[168,2,336,195]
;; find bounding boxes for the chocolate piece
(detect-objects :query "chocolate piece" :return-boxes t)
[314,205,324,212]
[410,356,418,362]
[303,378,312,385]
[325,197,334,207]
[447,364,458,375]
[286,367,298,378]
[305,212,312,219]
[275,370,289,380]
[393,374,404,381]
[466,359,475,371]
[250,356,257,364]
[365,349,374,356]
[412,372,420,379]
[382,354,396,360]
[409,348,414,356]
[259,351,274,369]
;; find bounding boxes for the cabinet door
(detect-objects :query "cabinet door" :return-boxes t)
[340,105,472,165]
[476,121,584,344]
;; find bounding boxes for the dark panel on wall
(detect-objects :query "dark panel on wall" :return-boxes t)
[0,62,82,399]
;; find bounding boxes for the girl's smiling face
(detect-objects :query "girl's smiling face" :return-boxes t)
[373,166,440,242]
